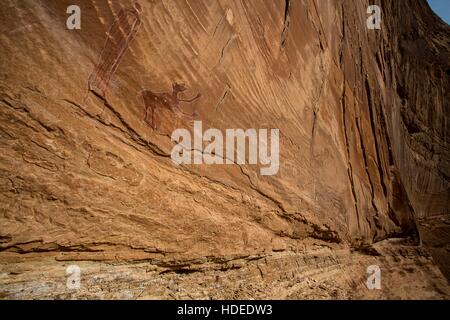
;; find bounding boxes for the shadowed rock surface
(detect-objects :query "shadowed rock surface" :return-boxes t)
[0,0,448,299]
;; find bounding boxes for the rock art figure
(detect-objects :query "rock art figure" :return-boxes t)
[87,2,142,98]
[142,83,201,130]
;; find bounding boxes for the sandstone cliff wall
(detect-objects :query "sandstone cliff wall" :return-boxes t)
[0,0,448,298]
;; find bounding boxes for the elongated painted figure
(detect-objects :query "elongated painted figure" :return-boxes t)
[88,2,142,97]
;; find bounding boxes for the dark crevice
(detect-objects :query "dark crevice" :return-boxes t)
[341,90,361,231]
[280,0,291,48]
[214,35,236,68]
[365,78,388,198]
[214,85,231,112]
[355,117,382,231]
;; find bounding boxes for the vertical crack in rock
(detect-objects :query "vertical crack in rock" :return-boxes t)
[311,0,328,49]
[280,0,291,48]
[214,35,236,68]
[341,87,361,233]
[355,116,380,229]
[211,14,226,39]
[339,19,361,233]
[364,78,388,198]
[214,84,231,112]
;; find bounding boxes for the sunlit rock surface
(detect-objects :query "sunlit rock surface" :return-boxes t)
[0,0,448,299]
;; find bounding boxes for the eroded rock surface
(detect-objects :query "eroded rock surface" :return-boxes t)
[0,0,448,299]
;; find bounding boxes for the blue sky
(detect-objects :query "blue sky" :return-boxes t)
[428,0,450,24]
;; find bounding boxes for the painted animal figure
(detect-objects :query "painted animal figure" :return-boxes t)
[142,83,201,130]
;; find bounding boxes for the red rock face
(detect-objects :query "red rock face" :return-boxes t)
[0,0,448,298]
